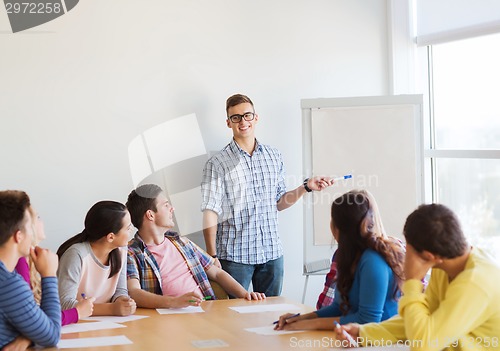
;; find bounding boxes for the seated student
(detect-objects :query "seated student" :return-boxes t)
[125,184,266,308]
[335,204,500,351]
[57,201,136,316]
[16,207,94,327]
[275,190,404,331]
[0,190,60,349]
[316,190,406,310]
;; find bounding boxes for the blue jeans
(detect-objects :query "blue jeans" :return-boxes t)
[220,256,284,297]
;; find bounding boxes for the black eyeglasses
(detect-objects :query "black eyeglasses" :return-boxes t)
[228,112,255,123]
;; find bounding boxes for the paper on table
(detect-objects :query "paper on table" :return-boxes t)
[245,325,306,335]
[191,339,229,348]
[157,305,205,314]
[229,303,301,314]
[57,335,132,349]
[81,315,149,323]
[61,321,125,334]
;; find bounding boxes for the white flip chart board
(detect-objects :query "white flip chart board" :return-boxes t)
[301,95,424,270]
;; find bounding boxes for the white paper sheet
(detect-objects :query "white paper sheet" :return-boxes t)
[81,315,149,323]
[245,325,306,335]
[229,303,301,314]
[57,335,133,348]
[61,321,125,334]
[156,306,205,314]
[191,339,229,348]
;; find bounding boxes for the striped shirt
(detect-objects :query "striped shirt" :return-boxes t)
[201,139,286,264]
[0,261,61,348]
[127,231,216,299]
[15,257,78,326]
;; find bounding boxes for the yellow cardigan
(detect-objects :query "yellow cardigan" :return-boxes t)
[359,247,500,351]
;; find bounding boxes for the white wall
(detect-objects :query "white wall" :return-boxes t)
[0,0,391,307]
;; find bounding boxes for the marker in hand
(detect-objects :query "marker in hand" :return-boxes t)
[273,312,300,324]
[188,296,212,303]
[333,174,352,182]
[334,321,359,347]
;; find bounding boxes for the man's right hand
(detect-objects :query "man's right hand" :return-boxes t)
[212,257,222,269]
[334,323,360,348]
[76,297,95,319]
[30,246,58,277]
[168,292,203,308]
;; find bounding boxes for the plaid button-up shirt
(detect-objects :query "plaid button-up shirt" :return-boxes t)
[127,231,215,299]
[201,139,286,264]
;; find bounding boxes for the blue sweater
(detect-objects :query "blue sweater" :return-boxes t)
[315,248,399,324]
[0,261,61,348]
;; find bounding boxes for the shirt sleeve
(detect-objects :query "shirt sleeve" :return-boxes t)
[126,247,140,281]
[398,274,492,351]
[188,238,215,270]
[340,252,394,324]
[200,159,224,215]
[15,256,31,285]
[315,299,342,318]
[3,276,61,347]
[61,308,79,326]
[57,246,82,310]
[111,248,129,302]
[275,150,286,202]
[360,315,406,346]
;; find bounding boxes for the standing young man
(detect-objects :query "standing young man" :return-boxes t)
[335,204,500,351]
[201,94,333,296]
[126,184,265,309]
[0,190,61,350]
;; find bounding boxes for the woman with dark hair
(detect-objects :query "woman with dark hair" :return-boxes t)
[275,190,404,330]
[57,201,136,316]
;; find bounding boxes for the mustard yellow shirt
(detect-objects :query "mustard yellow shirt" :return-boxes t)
[360,247,500,351]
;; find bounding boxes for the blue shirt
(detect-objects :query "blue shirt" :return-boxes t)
[0,261,61,348]
[315,249,399,324]
[201,139,286,264]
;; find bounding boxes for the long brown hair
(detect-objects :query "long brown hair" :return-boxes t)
[332,190,404,314]
[57,201,127,278]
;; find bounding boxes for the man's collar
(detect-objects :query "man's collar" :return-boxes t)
[134,230,179,248]
[230,138,262,154]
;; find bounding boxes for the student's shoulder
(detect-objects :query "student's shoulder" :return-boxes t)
[360,248,388,267]
[257,142,282,155]
[0,268,31,296]
[463,247,500,288]
[61,242,89,259]
[206,143,235,162]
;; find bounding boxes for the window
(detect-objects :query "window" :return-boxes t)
[426,33,500,256]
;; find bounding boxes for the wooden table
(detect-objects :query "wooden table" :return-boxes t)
[42,297,340,350]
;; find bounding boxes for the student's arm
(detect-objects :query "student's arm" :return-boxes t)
[200,159,223,267]
[359,316,406,346]
[4,247,62,347]
[61,308,79,326]
[2,335,31,351]
[398,265,492,351]
[127,278,202,308]
[202,210,219,260]
[91,296,136,316]
[277,176,333,211]
[205,265,265,300]
[14,256,30,283]
[111,248,130,302]
[337,252,393,324]
[57,246,83,310]
[274,311,337,331]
